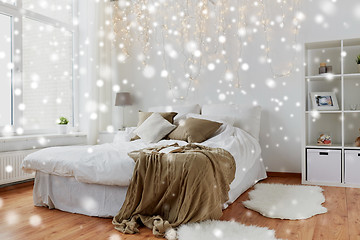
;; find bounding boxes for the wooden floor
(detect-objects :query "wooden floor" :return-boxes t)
[1,176,360,240]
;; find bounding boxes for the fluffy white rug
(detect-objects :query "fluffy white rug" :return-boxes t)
[243,183,327,220]
[175,220,281,240]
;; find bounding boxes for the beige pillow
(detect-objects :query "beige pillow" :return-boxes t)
[168,118,222,143]
[131,111,178,141]
[134,113,176,143]
[137,111,177,126]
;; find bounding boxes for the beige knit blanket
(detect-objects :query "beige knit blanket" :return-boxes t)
[112,143,236,238]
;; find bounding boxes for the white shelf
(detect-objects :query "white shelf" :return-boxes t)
[302,180,360,188]
[344,110,360,113]
[305,40,341,50]
[305,74,341,80]
[343,73,360,77]
[306,144,342,149]
[306,73,360,79]
[306,110,342,114]
[305,74,360,82]
[303,38,360,188]
[306,144,360,150]
[344,145,360,149]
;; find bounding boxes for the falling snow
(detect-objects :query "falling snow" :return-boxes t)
[29,215,42,227]
[0,1,359,236]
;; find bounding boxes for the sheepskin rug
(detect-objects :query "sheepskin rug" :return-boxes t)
[243,183,327,220]
[175,220,281,240]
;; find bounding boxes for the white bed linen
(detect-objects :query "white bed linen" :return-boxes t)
[33,157,266,217]
[22,139,186,186]
[33,172,128,217]
[22,124,262,191]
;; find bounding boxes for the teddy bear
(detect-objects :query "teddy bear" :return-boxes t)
[355,129,360,147]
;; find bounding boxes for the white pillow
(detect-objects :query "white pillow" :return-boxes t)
[186,113,236,126]
[201,104,261,140]
[113,127,136,144]
[134,113,176,143]
[148,104,201,124]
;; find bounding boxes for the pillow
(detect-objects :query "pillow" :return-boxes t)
[131,111,177,141]
[201,104,261,140]
[168,117,222,143]
[134,113,176,143]
[113,127,136,144]
[148,104,201,124]
[186,113,236,126]
[137,111,177,126]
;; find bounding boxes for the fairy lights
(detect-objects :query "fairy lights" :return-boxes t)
[111,1,132,58]
[110,0,302,99]
[259,0,302,78]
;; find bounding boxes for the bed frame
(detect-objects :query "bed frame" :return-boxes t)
[33,157,266,217]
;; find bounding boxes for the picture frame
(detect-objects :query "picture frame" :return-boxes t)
[310,92,339,111]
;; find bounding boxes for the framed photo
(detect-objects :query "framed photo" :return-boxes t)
[310,92,339,111]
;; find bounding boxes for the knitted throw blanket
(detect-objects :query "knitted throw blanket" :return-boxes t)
[112,143,236,238]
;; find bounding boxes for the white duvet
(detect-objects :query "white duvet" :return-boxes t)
[22,124,261,190]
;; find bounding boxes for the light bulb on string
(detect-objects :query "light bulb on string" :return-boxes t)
[110,0,302,97]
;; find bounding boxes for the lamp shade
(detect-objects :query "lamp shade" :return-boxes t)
[115,92,132,106]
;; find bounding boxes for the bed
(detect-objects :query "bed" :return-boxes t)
[22,104,267,218]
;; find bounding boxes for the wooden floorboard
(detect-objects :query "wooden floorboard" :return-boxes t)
[346,188,360,240]
[312,186,349,240]
[1,176,359,240]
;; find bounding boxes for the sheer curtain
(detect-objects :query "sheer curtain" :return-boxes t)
[80,0,113,144]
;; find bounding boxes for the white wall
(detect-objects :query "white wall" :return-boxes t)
[107,0,360,172]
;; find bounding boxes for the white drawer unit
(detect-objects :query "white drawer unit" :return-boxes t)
[307,149,341,183]
[345,150,360,185]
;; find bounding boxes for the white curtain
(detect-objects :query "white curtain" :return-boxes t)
[80,0,113,144]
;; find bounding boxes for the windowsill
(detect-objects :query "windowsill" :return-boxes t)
[0,132,87,142]
[99,131,118,134]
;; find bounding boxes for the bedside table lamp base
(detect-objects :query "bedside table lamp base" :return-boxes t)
[119,106,125,130]
[115,92,132,130]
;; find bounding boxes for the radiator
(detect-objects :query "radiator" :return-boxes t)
[0,149,37,185]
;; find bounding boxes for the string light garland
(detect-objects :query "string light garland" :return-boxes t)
[159,0,209,100]
[134,0,152,65]
[111,0,132,59]
[213,0,249,88]
[259,0,301,78]
[110,0,303,99]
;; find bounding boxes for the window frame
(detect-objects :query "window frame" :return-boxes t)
[0,0,79,136]
[0,10,14,128]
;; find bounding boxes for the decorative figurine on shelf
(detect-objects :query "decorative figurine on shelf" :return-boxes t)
[355,129,360,147]
[317,134,332,145]
[319,63,327,74]
[326,65,333,73]
[356,54,360,73]
[319,63,333,74]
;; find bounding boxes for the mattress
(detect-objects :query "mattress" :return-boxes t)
[23,123,262,189]
[33,156,266,217]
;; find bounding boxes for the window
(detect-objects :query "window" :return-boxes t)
[0,0,77,134]
[1,0,16,5]
[22,18,73,130]
[22,0,73,24]
[0,13,12,127]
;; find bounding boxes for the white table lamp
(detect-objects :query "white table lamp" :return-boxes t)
[115,92,132,130]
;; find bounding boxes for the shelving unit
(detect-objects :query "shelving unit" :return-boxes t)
[302,38,360,188]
